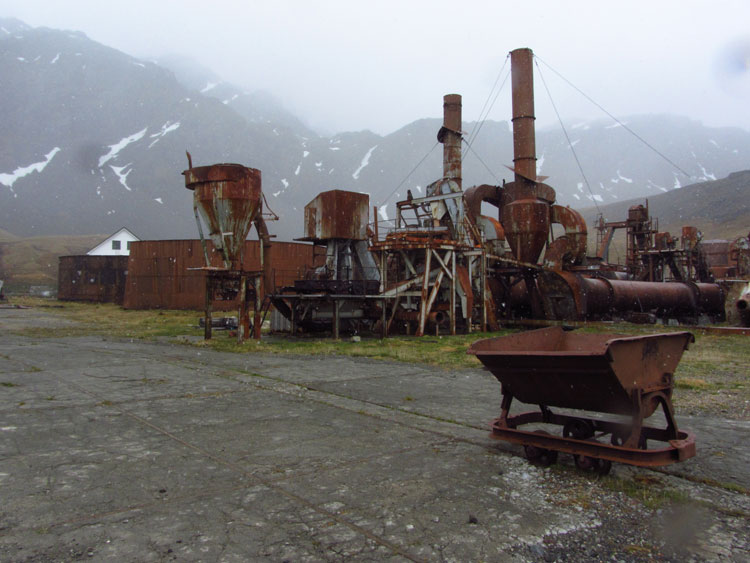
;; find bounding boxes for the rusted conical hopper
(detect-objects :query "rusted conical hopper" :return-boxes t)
[184,163,262,269]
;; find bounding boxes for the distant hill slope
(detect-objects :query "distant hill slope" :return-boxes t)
[579,170,750,241]
[2,18,749,243]
[0,234,104,289]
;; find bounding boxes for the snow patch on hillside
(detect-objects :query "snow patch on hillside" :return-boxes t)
[148,122,180,148]
[0,147,61,189]
[50,53,60,64]
[201,82,217,93]
[536,153,545,175]
[698,164,716,181]
[99,128,147,167]
[110,164,133,191]
[353,145,378,179]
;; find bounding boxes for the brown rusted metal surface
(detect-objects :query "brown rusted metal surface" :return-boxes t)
[501,195,550,263]
[438,94,462,189]
[510,48,537,184]
[543,205,587,269]
[122,240,316,310]
[300,190,369,242]
[463,183,504,219]
[58,255,129,304]
[681,226,699,250]
[537,271,726,322]
[468,327,696,469]
[184,164,262,270]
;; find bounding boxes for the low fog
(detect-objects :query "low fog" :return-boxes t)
[1,0,749,135]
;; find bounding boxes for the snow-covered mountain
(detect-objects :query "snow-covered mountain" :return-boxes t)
[1,17,749,242]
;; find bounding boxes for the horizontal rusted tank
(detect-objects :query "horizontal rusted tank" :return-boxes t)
[538,271,726,322]
[468,326,692,416]
[183,163,262,269]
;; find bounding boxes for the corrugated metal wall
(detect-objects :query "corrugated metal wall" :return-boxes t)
[58,255,129,304]
[122,240,317,310]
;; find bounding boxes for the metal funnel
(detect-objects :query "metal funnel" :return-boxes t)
[184,163,262,269]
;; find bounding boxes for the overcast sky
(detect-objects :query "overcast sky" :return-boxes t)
[2,0,749,136]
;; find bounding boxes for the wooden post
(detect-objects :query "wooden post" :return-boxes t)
[333,299,341,339]
[450,250,456,335]
[417,247,432,336]
[238,274,247,343]
[204,272,212,340]
[253,273,263,340]
[381,297,387,339]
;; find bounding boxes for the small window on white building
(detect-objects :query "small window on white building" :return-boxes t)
[112,240,121,250]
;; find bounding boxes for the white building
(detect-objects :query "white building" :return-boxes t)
[87,227,140,256]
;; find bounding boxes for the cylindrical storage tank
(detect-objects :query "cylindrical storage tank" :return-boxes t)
[692,282,726,320]
[184,164,262,269]
[579,277,613,318]
[607,280,697,316]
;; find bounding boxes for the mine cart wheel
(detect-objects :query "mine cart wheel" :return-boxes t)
[595,459,613,476]
[524,431,559,467]
[563,419,595,440]
[574,455,612,476]
[574,454,596,471]
[610,429,647,450]
[524,445,558,467]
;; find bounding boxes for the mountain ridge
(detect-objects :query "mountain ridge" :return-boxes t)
[1,17,749,243]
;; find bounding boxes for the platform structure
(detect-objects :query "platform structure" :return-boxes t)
[195,267,265,341]
[370,189,496,337]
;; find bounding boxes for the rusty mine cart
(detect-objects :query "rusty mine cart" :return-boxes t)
[468,327,696,475]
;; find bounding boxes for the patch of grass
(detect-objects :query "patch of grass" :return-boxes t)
[1,382,19,387]
[675,377,712,390]
[45,396,55,401]
[140,377,168,385]
[601,474,691,509]
[10,297,203,340]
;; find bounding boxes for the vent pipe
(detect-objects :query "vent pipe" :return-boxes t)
[438,93,462,189]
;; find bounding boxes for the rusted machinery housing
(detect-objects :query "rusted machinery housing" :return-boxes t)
[469,327,696,473]
[270,190,383,338]
[183,160,272,341]
[268,46,728,336]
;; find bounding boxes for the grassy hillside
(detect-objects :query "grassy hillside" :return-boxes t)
[0,227,19,243]
[0,234,105,290]
[579,170,750,245]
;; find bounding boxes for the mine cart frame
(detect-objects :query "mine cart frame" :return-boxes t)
[469,326,697,474]
[490,393,696,474]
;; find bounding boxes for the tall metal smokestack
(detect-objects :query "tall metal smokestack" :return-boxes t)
[438,93,462,190]
[501,47,555,264]
[510,48,536,185]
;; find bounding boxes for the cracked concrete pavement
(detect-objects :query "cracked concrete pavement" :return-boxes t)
[0,306,748,561]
